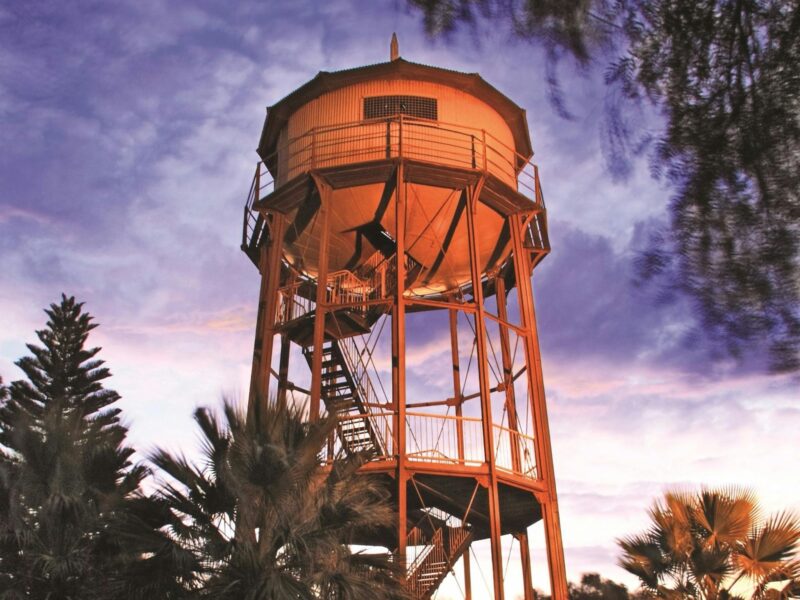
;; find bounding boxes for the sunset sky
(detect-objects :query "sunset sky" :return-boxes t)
[1,1,798,597]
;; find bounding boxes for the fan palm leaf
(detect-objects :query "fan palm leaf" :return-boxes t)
[737,512,800,591]
[651,491,695,559]
[618,533,666,590]
[151,397,406,599]
[694,487,756,549]
[619,488,800,599]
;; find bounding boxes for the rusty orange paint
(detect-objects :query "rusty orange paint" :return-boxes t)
[244,51,567,600]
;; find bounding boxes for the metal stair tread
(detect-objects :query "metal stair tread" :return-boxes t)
[302,339,381,457]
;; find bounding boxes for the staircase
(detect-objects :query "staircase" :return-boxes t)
[302,339,385,457]
[406,517,473,599]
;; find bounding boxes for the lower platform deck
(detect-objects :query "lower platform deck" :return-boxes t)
[345,460,545,548]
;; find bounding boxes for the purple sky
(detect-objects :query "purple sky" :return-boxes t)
[1,1,798,597]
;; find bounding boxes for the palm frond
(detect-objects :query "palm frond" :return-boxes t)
[618,533,666,590]
[693,487,755,548]
[650,491,693,558]
[149,395,403,598]
[736,512,800,581]
[620,488,800,600]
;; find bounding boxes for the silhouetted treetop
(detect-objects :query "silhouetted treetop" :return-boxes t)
[409,0,800,372]
[0,293,124,443]
[0,295,171,598]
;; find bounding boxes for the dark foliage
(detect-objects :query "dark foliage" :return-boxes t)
[569,572,639,599]
[0,296,404,598]
[0,295,194,599]
[533,571,643,599]
[150,397,408,599]
[408,0,800,372]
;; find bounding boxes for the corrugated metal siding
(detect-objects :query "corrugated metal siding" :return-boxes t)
[276,125,289,186]
[282,80,518,186]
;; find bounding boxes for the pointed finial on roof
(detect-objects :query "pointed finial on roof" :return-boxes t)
[390,33,399,61]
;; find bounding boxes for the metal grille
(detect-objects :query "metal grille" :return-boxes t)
[364,95,438,120]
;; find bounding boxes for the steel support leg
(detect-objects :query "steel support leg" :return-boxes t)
[495,274,522,472]
[497,274,535,599]
[465,179,504,600]
[248,213,287,423]
[392,164,408,572]
[516,532,535,600]
[309,176,331,421]
[276,334,291,410]
[509,213,568,600]
[449,305,472,599]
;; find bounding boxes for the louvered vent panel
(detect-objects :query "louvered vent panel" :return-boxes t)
[364,95,438,120]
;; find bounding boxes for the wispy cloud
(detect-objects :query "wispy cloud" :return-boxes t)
[0,204,51,225]
[1,2,796,597]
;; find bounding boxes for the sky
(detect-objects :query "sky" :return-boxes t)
[1,0,798,598]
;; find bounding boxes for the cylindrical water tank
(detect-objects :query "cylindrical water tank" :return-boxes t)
[257,58,534,295]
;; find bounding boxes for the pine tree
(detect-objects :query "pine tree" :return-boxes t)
[0,295,191,599]
[0,294,125,445]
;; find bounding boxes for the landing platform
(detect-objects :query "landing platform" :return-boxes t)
[280,308,371,346]
[348,461,546,548]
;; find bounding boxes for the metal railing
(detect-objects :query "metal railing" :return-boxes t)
[272,252,422,329]
[404,411,537,479]
[407,527,443,591]
[242,115,547,251]
[406,513,472,597]
[315,407,538,480]
[274,116,517,185]
[265,115,544,196]
[241,159,275,254]
[325,261,389,307]
[406,411,484,466]
[493,422,537,478]
[277,280,315,323]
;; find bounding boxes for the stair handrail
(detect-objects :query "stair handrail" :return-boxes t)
[336,337,390,457]
[414,524,472,598]
[406,527,443,586]
[401,508,473,597]
[446,524,471,555]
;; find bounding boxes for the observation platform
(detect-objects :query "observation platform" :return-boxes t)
[242,115,550,297]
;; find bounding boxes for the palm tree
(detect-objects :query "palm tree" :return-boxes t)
[150,397,407,599]
[618,488,800,599]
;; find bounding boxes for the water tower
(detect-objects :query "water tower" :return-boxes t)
[241,37,567,600]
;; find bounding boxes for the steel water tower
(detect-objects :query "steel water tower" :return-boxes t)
[241,37,567,600]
